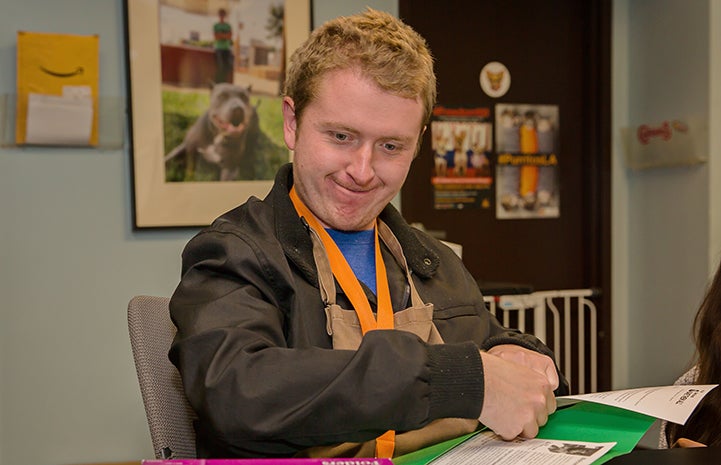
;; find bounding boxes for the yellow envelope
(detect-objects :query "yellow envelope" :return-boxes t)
[16,31,99,145]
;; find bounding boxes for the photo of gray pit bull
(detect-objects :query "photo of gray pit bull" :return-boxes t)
[164,82,260,181]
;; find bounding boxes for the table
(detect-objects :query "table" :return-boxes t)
[606,447,721,464]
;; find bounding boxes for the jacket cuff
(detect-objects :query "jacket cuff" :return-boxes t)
[426,342,484,420]
[479,333,543,353]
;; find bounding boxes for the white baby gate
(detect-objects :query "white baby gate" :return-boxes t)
[483,289,600,394]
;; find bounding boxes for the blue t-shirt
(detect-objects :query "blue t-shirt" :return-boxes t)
[326,229,377,294]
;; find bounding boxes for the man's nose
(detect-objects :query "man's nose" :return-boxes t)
[347,144,375,186]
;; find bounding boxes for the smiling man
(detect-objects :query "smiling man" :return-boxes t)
[169,8,568,460]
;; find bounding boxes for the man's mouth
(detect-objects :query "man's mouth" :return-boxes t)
[332,177,378,194]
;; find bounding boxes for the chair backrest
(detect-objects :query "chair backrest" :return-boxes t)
[128,295,197,459]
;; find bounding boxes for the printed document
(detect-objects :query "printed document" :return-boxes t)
[558,384,718,425]
[424,385,717,465]
[431,431,615,465]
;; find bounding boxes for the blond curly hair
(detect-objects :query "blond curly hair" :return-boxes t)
[284,8,436,133]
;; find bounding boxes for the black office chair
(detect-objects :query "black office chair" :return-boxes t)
[128,295,197,459]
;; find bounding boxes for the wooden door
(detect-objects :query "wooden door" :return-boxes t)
[399,0,612,390]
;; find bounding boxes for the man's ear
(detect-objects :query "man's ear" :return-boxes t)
[282,96,297,151]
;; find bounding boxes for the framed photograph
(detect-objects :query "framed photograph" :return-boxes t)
[124,0,312,228]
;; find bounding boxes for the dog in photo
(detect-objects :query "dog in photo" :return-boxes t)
[165,82,260,181]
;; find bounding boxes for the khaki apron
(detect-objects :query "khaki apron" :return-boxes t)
[298,219,479,458]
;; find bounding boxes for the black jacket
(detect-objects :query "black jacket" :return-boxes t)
[169,164,567,457]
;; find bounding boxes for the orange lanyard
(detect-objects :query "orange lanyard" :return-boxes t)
[289,187,394,334]
[289,186,396,457]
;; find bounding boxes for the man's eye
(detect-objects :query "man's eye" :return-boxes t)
[383,142,398,151]
[333,133,349,142]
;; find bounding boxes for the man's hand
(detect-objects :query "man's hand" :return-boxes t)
[487,344,560,390]
[478,346,559,440]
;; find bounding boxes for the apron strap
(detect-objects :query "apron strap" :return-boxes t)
[307,226,337,306]
[377,219,424,308]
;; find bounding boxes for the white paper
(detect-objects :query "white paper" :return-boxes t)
[558,384,718,425]
[25,88,93,145]
[621,117,708,170]
[431,431,615,465]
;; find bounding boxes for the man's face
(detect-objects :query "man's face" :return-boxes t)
[282,68,425,231]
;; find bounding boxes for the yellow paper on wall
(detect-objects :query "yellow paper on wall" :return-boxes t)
[16,31,99,146]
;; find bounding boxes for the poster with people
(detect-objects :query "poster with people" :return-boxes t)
[430,106,493,210]
[495,103,560,219]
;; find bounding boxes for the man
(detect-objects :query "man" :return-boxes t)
[213,8,233,83]
[169,8,568,459]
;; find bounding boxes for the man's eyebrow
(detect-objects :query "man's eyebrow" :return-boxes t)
[315,120,417,143]
[316,121,358,133]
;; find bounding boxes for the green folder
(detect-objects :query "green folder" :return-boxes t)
[393,402,656,465]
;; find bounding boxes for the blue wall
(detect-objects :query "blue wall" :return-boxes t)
[0,1,393,465]
[5,1,714,464]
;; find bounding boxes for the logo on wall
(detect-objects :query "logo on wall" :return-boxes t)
[479,61,511,98]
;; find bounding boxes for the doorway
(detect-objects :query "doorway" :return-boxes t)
[399,0,612,390]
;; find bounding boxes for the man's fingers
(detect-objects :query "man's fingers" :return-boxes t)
[521,422,539,439]
[480,350,560,442]
[545,363,560,390]
[537,408,549,428]
[488,344,560,390]
[547,392,557,415]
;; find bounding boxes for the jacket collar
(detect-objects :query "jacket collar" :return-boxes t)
[269,164,440,286]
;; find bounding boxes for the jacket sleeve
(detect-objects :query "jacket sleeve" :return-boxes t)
[169,227,486,457]
[424,238,569,397]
